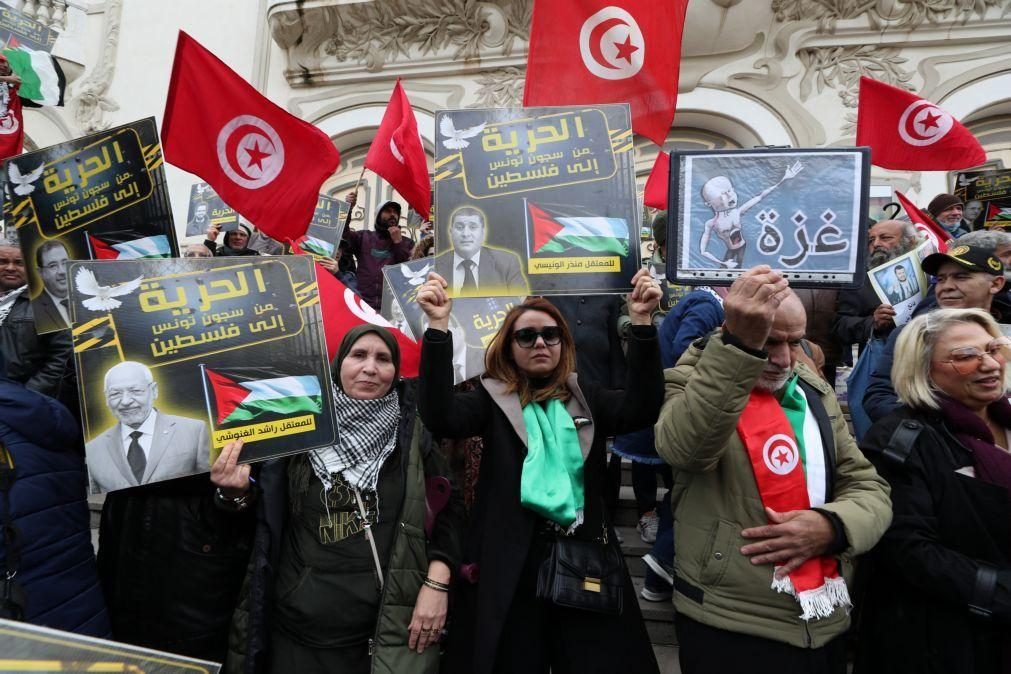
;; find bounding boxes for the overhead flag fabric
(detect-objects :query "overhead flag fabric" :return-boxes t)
[0,82,23,160]
[643,151,670,209]
[204,368,323,425]
[895,190,952,254]
[161,31,340,243]
[364,79,431,220]
[856,77,986,171]
[523,0,689,145]
[87,233,172,260]
[3,43,64,106]
[315,262,421,377]
[528,201,629,256]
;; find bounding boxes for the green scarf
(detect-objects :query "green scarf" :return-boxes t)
[519,398,585,527]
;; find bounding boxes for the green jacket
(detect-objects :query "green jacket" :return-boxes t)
[654,334,891,648]
[226,383,462,674]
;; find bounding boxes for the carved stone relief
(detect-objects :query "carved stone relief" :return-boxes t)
[773,0,1008,31]
[71,0,123,133]
[471,66,524,108]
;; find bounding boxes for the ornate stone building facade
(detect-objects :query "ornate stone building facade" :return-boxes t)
[263,0,1011,239]
[15,0,1011,241]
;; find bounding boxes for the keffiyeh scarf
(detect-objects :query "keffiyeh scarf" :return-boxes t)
[0,285,26,326]
[310,385,400,498]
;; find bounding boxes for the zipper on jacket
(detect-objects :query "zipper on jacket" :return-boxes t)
[368,638,375,656]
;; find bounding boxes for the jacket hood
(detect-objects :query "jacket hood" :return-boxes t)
[374,201,402,238]
[0,378,80,448]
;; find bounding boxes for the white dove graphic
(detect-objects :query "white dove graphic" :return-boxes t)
[439,117,486,150]
[75,268,144,312]
[400,263,432,286]
[7,162,44,196]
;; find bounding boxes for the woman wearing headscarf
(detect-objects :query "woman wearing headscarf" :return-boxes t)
[213,325,464,674]
[416,269,664,674]
[205,223,261,256]
[857,308,1011,674]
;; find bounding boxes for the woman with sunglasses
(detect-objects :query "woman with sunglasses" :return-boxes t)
[856,308,1011,674]
[416,269,664,674]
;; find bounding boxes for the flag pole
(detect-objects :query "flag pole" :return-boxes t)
[198,363,217,462]
[352,165,368,194]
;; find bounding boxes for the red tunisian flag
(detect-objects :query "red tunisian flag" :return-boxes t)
[0,85,24,160]
[364,79,430,220]
[856,77,986,171]
[524,0,689,145]
[643,151,669,209]
[895,190,952,254]
[162,32,340,243]
[315,262,420,377]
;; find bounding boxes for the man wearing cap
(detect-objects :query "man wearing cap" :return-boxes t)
[927,193,968,238]
[863,243,1006,422]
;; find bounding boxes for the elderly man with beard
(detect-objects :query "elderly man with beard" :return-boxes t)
[654,266,890,674]
[0,243,72,398]
[832,220,919,355]
[341,192,414,310]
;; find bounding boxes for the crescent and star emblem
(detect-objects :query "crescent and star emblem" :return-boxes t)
[898,101,954,147]
[344,288,395,328]
[578,6,645,81]
[216,115,285,189]
[762,434,800,476]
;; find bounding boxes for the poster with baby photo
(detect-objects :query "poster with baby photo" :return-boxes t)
[667,147,870,289]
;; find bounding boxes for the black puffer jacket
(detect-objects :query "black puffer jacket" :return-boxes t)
[856,407,1011,674]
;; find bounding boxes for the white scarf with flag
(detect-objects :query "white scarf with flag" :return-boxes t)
[736,374,850,620]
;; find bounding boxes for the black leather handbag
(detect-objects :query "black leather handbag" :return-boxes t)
[537,530,624,615]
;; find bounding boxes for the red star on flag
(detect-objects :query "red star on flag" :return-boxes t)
[245,140,271,171]
[774,448,791,466]
[614,35,638,63]
[919,110,941,131]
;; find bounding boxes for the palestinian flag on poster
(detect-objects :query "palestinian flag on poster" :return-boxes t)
[204,367,323,425]
[3,41,65,107]
[88,233,172,260]
[527,201,629,256]
[984,204,1011,229]
[293,234,336,258]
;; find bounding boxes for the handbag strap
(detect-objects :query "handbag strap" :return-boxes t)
[353,486,384,591]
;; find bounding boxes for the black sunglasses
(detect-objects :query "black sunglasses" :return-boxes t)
[513,326,562,348]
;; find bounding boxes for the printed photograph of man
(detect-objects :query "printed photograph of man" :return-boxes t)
[876,261,918,304]
[32,239,71,333]
[435,206,529,297]
[963,199,984,230]
[86,361,210,493]
[185,201,210,237]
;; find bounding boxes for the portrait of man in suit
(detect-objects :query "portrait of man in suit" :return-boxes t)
[32,239,71,333]
[435,206,530,297]
[879,262,917,304]
[86,361,210,493]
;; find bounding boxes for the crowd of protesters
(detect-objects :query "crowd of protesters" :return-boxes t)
[2,186,1011,674]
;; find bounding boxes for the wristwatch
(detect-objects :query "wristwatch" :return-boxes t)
[214,486,252,511]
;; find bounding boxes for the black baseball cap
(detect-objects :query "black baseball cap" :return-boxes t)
[921,243,1004,277]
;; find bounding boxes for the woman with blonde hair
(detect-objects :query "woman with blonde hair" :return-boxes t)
[416,269,664,674]
[857,308,1011,674]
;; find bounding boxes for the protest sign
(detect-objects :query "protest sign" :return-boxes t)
[381,257,520,383]
[185,182,239,236]
[0,5,58,52]
[668,148,870,288]
[953,168,1011,231]
[5,117,179,334]
[867,242,931,326]
[0,618,221,673]
[434,105,640,296]
[286,194,348,259]
[68,256,335,493]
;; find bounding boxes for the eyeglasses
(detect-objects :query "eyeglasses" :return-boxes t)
[937,337,1011,375]
[513,326,562,348]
